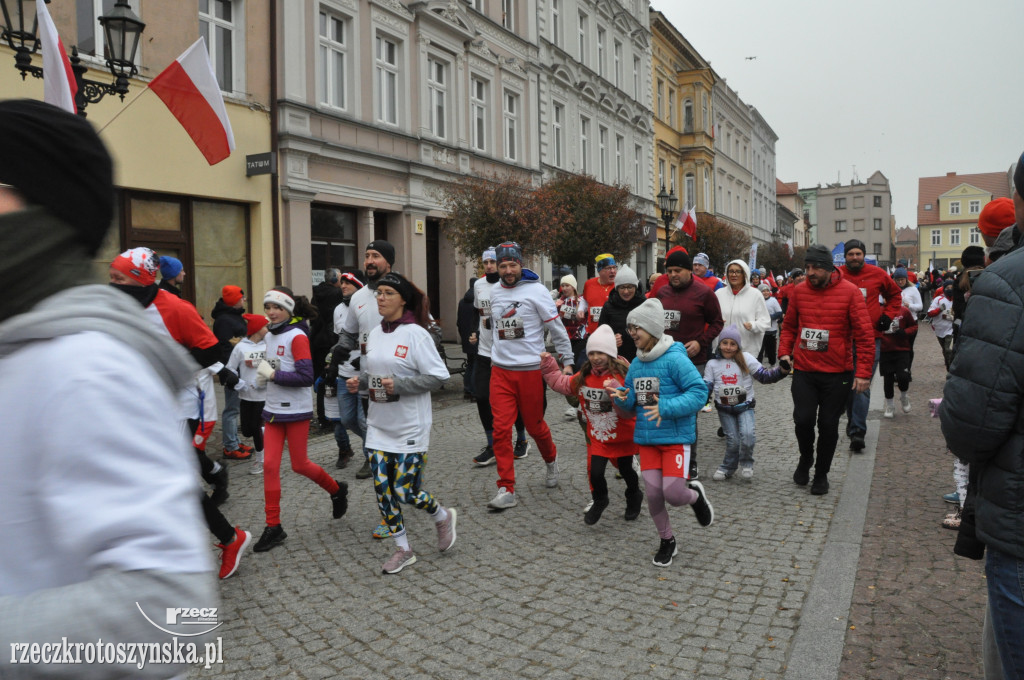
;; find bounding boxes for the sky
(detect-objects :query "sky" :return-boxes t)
[656,0,1024,231]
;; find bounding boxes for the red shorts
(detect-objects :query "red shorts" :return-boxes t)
[191,421,216,451]
[638,444,691,479]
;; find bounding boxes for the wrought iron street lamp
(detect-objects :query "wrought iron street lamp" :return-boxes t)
[0,0,144,116]
[657,185,678,259]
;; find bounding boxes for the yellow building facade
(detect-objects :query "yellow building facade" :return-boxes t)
[917,171,1010,270]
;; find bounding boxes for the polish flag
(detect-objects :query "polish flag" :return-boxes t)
[37,0,77,114]
[148,38,235,165]
[674,205,697,241]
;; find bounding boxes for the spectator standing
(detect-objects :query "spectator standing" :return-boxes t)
[158,255,185,298]
[457,277,479,401]
[212,284,249,459]
[311,268,346,429]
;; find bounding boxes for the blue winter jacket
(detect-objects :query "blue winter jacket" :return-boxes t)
[615,335,707,445]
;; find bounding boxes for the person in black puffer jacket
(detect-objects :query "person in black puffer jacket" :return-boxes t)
[310,270,346,427]
[597,264,645,361]
[211,285,249,457]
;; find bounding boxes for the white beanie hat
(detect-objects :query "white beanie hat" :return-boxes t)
[560,274,578,292]
[615,264,639,288]
[585,324,618,358]
[626,298,665,340]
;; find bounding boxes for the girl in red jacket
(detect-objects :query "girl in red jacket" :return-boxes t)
[879,305,918,418]
[539,325,642,524]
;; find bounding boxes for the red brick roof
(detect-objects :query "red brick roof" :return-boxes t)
[917,171,1010,226]
[776,179,799,196]
[894,226,917,244]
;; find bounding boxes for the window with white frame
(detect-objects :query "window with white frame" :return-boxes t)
[969,199,980,214]
[658,159,665,191]
[375,35,399,126]
[503,90,519,162]
[668,89,675,127]
[615,134,624,181]
[702,94,708,131]
[633,56,640,99]
[931,229,941,246]
[970,227,980,244]
[950,228,961,246]
[470,77,487,152]
[580,117,590,173]
[318,9,348,111]
[685,173,695,210]
[199,0,242,93]
[873,218,882,230]
[550,0,560,47]
[949,200,961,215]
[596,27,605,77]
[704,169,710,210]
[598,126,608,181]
[426,58,449,139]
[577,11,588,65]
[683,99,693,133]
[634,144,642,191]
[552,102,564,167]
[613,40,622,88]
[502,0,514,30]
[835,219,847,232]
[656,79,663,119]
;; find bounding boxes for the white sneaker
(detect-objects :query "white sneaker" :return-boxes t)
[545,459,560,488]
[712,469,729,481]
[487,487,518,509]
[900,394,911,413]
[701,402,713,413]
[739,467,754,480]
[249,461,263,475]
[564,407,577,420]
[632,455,641,474]
[883,400,894,419]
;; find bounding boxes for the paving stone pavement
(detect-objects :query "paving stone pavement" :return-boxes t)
[188,337,972,680]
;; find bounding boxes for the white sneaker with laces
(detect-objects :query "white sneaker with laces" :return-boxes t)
[564,407,577,420]
[739,467,754,480]
[545,459,559,488]
[712,469,729,481]
[883,400,894,419]
[900,394,911,413]
[487,487,518,509]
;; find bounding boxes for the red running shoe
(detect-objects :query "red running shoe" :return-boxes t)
[223,448,252,460]
[237,443,254,454]
[217,527,252,579]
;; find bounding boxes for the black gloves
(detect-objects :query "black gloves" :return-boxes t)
[876,314,892,332]
[217,366,239,388]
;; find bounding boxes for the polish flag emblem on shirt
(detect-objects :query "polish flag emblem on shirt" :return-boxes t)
[277,346,285,356]
[395,345,409,358]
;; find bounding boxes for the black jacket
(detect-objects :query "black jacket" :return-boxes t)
[597,288,645,361]
[158,279,182,299]
[457,283,478,356]
[210,300,247,363]
[940,247,1024,560]
[310,282,344,355]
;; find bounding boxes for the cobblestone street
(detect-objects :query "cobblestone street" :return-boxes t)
[190,328,981,680]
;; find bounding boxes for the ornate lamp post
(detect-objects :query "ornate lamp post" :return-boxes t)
[657,185,678,260]
[0,0,144,116]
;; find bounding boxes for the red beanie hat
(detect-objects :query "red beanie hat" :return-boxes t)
[978,197,1016,238]
[110,247,159,286]
[222,285,244,306]
[243,313,268,336]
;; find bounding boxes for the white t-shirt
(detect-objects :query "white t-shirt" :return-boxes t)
[473,276,495,358]
[362,323,449,453]
[342,284,381,395]
[332,300,359,379]
[227,337,267,402]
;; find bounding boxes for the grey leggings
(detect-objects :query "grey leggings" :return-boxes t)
[642,469,697,540]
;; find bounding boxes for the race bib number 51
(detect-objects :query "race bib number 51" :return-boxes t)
[634,377,660,406]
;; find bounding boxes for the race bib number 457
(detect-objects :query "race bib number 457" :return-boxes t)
[634,377,660,406]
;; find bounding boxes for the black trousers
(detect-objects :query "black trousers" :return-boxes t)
[239,399,265,451]
[187,420,235,544]
[758,331,778,365]
[590,455,639,502]
[791,370,852,476]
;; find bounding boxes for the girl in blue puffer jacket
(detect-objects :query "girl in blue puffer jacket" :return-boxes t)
[607,298,714,568]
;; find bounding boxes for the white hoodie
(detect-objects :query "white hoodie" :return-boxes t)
[714,259,771,352]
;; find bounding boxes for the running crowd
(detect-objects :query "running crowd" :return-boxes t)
[3,100,1023,680]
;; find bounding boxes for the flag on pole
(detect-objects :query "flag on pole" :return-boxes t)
[148,38,235,165]
[767,269,778,291]
[674,205,697,241]
[785,237,794,258]
[37,0,77,114]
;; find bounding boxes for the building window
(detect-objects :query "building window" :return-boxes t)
[633,56,640,99]
[873,195,882,208]
[950,200,961,215]
[552,102,564,167]
[683,100,693,133]
[199,0,241,92]
[704,168,710,210]
[318,10,348,110]
[836,220,847,232]
[311,204,358,276]
[853,196,864,209]
[853,219,865,231]
[502,0,514,30]
[613,40,622,88]
[580,116,590,173]
[669,164,677,196]
[470,77,487,152]
[931,229,941,246]
[835,197,846,209]
[503,90,519,161]
[656,79,663,120]
[550,0,560,46]
[667,89,675,127]
[702,94,708,131]
[375,35,399,126]
[598,126,608,182]
[970,227,980,244]
[873,243,882,256]
[727,190,732,216]
[615,134,624,182]
[685,173,695,211]
[427,58,447,139]
[873,218,882,230]
[577,11,588,65]
[969,200,981,214]
[634,144,642,191]
[658,159,665,189]
[950,228,961,246]
[596,27,606,77]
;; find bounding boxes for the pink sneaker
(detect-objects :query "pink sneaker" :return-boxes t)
[381,548,417,574]
[436,508,457,552]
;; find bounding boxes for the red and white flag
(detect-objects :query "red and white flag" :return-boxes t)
[674,205,697,241]
[148,38,235,165]
[37,0,77,114]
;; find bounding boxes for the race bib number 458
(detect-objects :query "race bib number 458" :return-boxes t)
[634,377,660,406]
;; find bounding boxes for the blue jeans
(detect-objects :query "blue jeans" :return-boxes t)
[847,338,881,436]
[986,547,1024,678]
[221,387,240,450]
[717,408,756,473]
[336,379,367,443]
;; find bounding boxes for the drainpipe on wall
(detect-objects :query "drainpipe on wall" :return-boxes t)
[269,0,283,286]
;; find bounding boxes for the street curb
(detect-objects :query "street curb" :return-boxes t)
[783,382,881,680]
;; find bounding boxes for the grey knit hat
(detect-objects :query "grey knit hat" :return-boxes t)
[615,264,639,288]
[626,298,665,340]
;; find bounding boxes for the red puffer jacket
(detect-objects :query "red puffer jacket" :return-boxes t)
[778,270,875,378]
[838,264,903,338]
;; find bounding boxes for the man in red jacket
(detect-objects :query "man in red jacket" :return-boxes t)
[779,244,875,495]
[838,239,902,451]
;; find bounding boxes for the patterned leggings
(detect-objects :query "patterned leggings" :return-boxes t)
[370,450,438,538]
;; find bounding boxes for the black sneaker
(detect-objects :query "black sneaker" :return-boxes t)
[210,465,229,506]
[624,488,643,521]
[584,497,609,525]
[513,440,530,460]
[253,524,287,552]
[850,434,866,453]
[652,537,677,567]
[355,458,373,479]
[811,474,829,495]
[793,464,811,486]
[717,427,725,438]
[473,446,496,466]
[331,480,349,518]
[689,462,699,480]
[335,447,353,469]
[688,481,714,527]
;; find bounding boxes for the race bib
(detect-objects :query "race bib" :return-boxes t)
[582,386,612,413]
[561,303,578,320]
[268,357,281,370]
[664,310,681,330]
[633,377,660,406]
[359,331,370,355]
[719,385,747,406]
[884,319,901,335]
[589,307,602,323]
[369,375,400,403]
[496,316,525,340]
[800,327,830,352]
[859,287,868,299]
[244,349,265,367]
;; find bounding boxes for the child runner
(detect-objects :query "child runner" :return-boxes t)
[608,298,714,567]
[926,280,955,370]
[226,313,269,474]
[540,325,643,525]
[347,272,455,574]
[704,325,788,481]
[253,287,349,552]
[879,304,918,418]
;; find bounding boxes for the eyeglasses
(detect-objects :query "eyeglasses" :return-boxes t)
[626,324,641,333]
[374,289,399,299]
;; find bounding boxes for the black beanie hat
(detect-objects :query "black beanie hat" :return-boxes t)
[0,99,114,255]
[665,247,692,270]
[844,239,867,256]
[1015,151,1024,196]
[377,272,415,303]
[366,240,396,265]
[805,244,835,270]
[960,245,985,269]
